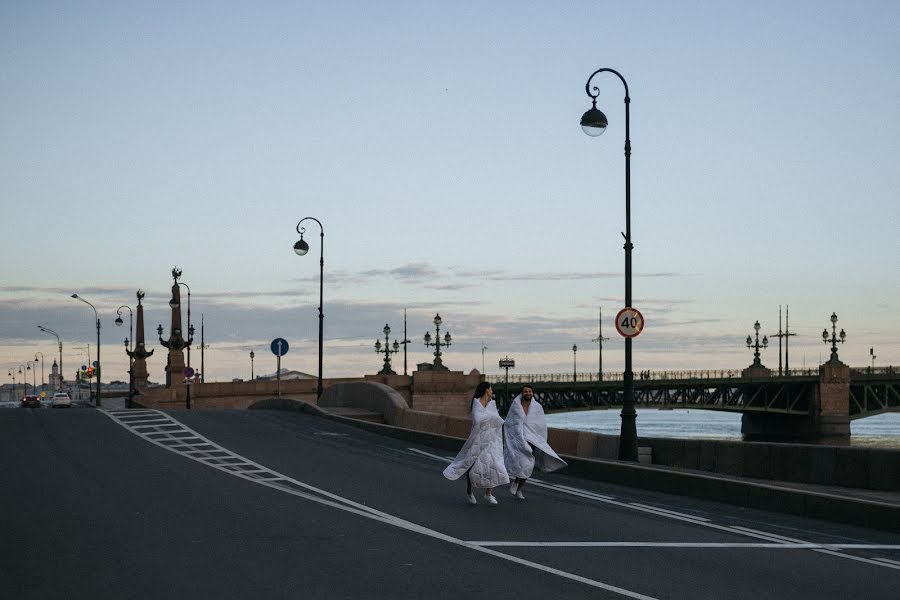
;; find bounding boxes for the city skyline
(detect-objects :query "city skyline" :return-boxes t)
[2,2,898,384]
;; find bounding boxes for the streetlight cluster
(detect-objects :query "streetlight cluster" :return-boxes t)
[424,313,452,371]
[375,324,400,375]
[746,320,769,368]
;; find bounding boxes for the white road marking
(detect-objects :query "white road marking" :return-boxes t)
[729,526,900,571]
[405,446,900,570]
[466,541,900,549]
[101,410,657,600]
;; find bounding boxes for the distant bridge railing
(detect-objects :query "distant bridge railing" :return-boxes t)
[486,365,896,385]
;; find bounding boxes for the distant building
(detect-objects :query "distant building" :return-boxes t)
[254,368,316,381]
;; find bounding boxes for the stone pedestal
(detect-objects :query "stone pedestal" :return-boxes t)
[814,359,851,442]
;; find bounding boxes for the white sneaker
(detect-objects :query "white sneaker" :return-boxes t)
[516,490,525,500]
[466,493,477,505]
[510,481,519,495]
[485,494,498,505]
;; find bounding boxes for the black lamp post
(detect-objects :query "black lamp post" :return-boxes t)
[34,352,44,394]
[18,364,29,396]
[581,66,637,461]
[294,217,325,399]
[71,293,101,408]
[424,313,451,370]
[572,344,578,382]
[7,370,15,400]
[116,305,134,407]
[375,324,400,375]
[822,312,846,363]
[38,325,63,390]
[250,350,255,380]
[746,320,769,367]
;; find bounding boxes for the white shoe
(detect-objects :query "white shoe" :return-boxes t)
[485,494,498,505]
[516,490,525,500]
[466,493,477,505]
[510,481,519,495]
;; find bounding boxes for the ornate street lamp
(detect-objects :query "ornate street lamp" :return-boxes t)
[294,217,325,398]
[581,66,638,461]
[572,344,578,382]
[375,324,400,375]
[250,350,255,380]
[822,312,846,363]
[746,320,769,368]
[71,293,101,407]
[7,370,15,400]
[38,325,63,389]
[116,305,134,407]
[423,313,451,370]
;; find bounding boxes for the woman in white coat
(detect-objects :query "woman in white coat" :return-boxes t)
[442,381,509,505]
[503,384,567,499]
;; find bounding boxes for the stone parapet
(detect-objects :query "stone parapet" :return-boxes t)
[409,368,482,416]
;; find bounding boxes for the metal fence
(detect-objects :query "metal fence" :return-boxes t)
[486,365,895,385]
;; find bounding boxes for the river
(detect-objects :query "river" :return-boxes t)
[544,408,900,448]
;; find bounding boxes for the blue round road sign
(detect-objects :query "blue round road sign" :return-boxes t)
[271,338,289,357]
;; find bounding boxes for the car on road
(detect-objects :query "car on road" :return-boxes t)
[51,392,72,408]
[21,395,41,408]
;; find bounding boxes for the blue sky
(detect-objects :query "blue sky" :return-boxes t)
[2,1,898,383]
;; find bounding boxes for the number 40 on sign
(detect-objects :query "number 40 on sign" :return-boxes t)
[615,307,645,338]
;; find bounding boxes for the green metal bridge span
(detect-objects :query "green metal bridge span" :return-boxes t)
[486,369,900,420]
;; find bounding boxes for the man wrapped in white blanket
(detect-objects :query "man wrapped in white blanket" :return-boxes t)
[503,384,567,499]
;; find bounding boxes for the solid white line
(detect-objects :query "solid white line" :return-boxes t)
[728,526,900,570]
[102,410,658,599]
[466,541,900,549]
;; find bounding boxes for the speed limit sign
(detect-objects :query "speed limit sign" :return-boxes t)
[615,307,645,338]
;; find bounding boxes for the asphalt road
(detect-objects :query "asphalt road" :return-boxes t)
[2,407,898,599]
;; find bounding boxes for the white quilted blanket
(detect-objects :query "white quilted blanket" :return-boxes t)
[443,398,509,488]
[503,394,567,479]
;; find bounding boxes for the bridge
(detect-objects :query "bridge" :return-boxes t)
[487,365,900,441]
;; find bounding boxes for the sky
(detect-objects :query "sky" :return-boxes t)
[1,1,898,386]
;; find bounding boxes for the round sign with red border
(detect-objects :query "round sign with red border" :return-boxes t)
[615,307,645,338]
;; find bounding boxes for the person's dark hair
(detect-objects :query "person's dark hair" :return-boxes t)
[473,381,492,401]
[521,384,534,393]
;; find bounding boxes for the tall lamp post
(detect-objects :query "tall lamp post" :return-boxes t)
[294,217,325,399]
[374,324,400,375]
[38,325,63,390]
[71,293,101,407]
[116,305,134,407]
[249,351,255,380]
[581,66,638,461]
[870,347,877,372]
[423,313,451,370]
[822,312,846,363]
[29,361,37,392]
[18,364,29,396]
[7,370,15,400]
[746,320,769,367]
[34,352,44,393]
[572,344,578,382]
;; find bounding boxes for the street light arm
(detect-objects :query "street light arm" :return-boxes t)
[585,68,630,102]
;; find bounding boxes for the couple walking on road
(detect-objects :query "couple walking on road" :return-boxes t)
[442,382,567,505]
